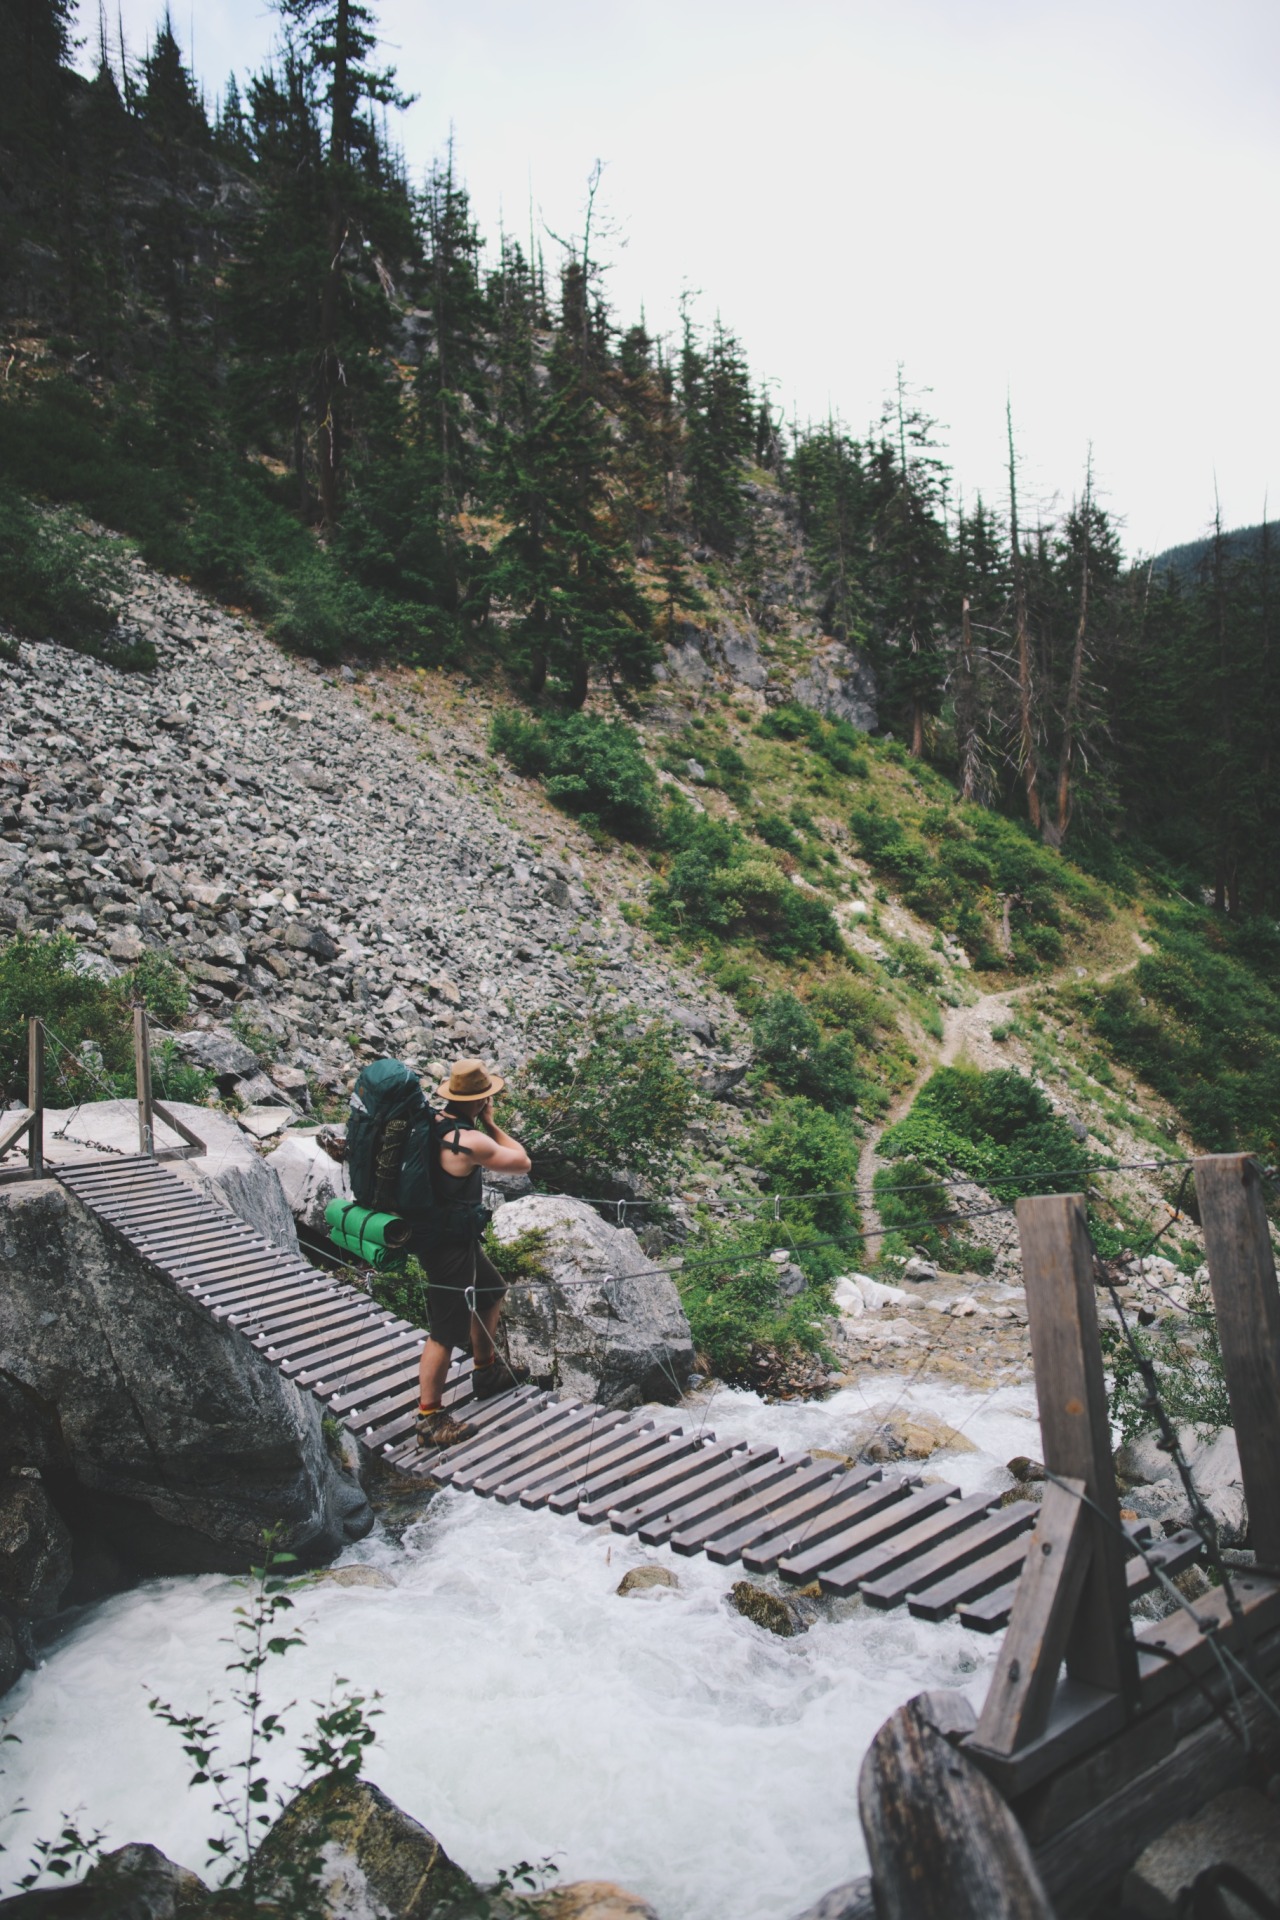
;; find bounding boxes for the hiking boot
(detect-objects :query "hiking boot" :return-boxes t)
[416,1407,474,1449]
[471,1356,529,1401]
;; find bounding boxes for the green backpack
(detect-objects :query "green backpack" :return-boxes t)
[344,1057,485,1247]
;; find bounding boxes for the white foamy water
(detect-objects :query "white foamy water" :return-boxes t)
[0,1381,1038,1920]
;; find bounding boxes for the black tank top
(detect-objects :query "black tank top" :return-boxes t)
[431,1108,483,1209]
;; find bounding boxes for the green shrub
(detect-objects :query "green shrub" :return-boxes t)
[511,1007,694,1192]
[758,703,867,777]
[754,811,803,855]
[650,809,842,960]
[748,1097,861,1238]
[0,933,194,1105]
[1102,1272,1230,1442]
[1088,905,1280,1153]
[490,710,662,841]
[0,485,155,669]
[879,1065,1090,1205]
[676,1214,834,1381]
[807,970,887,1046]
[751,991,865,1110]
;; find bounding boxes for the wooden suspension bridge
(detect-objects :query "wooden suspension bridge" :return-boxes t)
[6,1015,1279,1911]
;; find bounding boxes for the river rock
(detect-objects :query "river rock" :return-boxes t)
[1116,1425,1246,1544]
[617,1564,679,1596]
[0,1173,372,1600]
[0,1466,73,1619]
[1123,1786,1280,1917]
[528,1884,663,1920]
[267,1128,354,1234]
[0,1842,208,1918]
[252,1775,476,1919]
[490,1196,694,1408]
[174,1026,260,1085]
[850,1406,977,1464]
[790,1878,877,1920]
[730,1580,807,1637]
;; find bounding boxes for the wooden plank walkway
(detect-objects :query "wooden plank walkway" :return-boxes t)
[54,1158,1197,1621]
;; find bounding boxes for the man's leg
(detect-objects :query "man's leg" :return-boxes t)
[418,1336,452,1413]
[469,1299,501,1371]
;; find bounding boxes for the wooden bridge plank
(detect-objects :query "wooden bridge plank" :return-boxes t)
[327,1361,422,1418]
[671,1457,841,1557]
[909,1538,1035,1623]
[862,1502,1039,1611]
[610,1445,762,1537]
[399,1385,538,1469]
[296,1332,423,1395]
[659,1453,810,1552]
[706,1465,877,1566]
[279,1318,410,1373]
[600,1443,748,1533]
[640,1451,799,1549]
[496,1412,634,1506]
[821,1493,990,1598]
[261,1310,394,1362]
[547,1430,693,1514]
[748,1477,914,1579]
[569,1432,706,1522]
[487,1412,634,1503]
[228,1287,368,1332]
[522,1421,659,1510]
[434,1398,575,1486]
[456,1406,599,1496]
[780,1484,955,1587]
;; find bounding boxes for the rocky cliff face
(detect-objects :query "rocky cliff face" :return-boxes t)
[0,1147,371,1603]
[0,548,746,1107]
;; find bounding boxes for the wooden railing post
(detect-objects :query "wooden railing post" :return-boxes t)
[133,1006,154,1158]
[1014,1192,1137,1701]
[27,1015,43,1176]
[1193,1154,1280,1568]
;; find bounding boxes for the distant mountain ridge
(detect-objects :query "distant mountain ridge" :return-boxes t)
[1150,520,1273,576]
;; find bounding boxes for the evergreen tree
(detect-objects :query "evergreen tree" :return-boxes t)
[138,14,209,148]
[681,308,754,552]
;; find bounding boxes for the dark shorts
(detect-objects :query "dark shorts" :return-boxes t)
[418,1238,507,1353]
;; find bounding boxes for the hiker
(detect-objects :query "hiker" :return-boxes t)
[415,1059,532,1446]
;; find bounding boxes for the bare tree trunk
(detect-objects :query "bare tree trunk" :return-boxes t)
[1052,460,1092,845]
[1007,403,1041,832]
[910,692,924,758]
[1211,500,1235,912]
[957,594,981,802]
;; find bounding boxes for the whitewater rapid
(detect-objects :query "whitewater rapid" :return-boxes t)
[0,1379,1038,1920]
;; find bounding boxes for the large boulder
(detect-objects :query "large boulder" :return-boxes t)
[252,1776,476,1919]
[0,1842,208,1918]
[490,1195,693,1408]
[1117,1425,1247,1545]
[266,1128,353,1234]
[0,1173,372,1608]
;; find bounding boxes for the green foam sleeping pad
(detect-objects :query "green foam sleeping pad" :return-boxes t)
[325,1199,412,1267]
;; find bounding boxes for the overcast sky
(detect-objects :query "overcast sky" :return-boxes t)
[78,0,1278,556]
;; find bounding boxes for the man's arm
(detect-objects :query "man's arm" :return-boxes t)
[450,1102,531,1176]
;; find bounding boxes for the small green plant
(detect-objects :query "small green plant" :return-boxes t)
[489,710,662,842]
[748,1097,861,1239]
[676,1215,835,1382]
[483,1224,551,1286]
[649,807,842,961]
[1102,1274,1230,1442]
[751,991,865,1110]
[0,484,154,669]
[511,1007,694,1192]
[0,933,192,1106]
[147,1530,381,1910]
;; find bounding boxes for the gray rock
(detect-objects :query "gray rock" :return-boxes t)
[902,1257,939,1283]
[252,1775,476,1920]
[0,1173,370,1593]
[175,1027,260,1084]
[790,1878,877,1920]
[0,1842,208,1918]
[266,1129,354,1234]
[491,1194,693,1407]
[699,1059,750,1100]
[791,639,878,731]
[1117,1425,1247,1545]
[0,1465,73,1618]
[617,1564,679,1595]
[1124,1786,1280,1918]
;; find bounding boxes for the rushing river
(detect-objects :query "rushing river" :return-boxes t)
[0,1380,1038,1920]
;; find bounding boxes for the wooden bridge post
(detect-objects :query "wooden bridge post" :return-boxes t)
[133,1007,155,1158]
[1193,1154,1280,1568]
[27,1015,43,1176]
[1016,1192,1137,1701]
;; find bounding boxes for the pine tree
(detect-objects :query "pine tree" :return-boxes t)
[138,13,209,149]
[681,308,754,553]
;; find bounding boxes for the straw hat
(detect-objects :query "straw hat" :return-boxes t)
[435,1058,505,1104]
